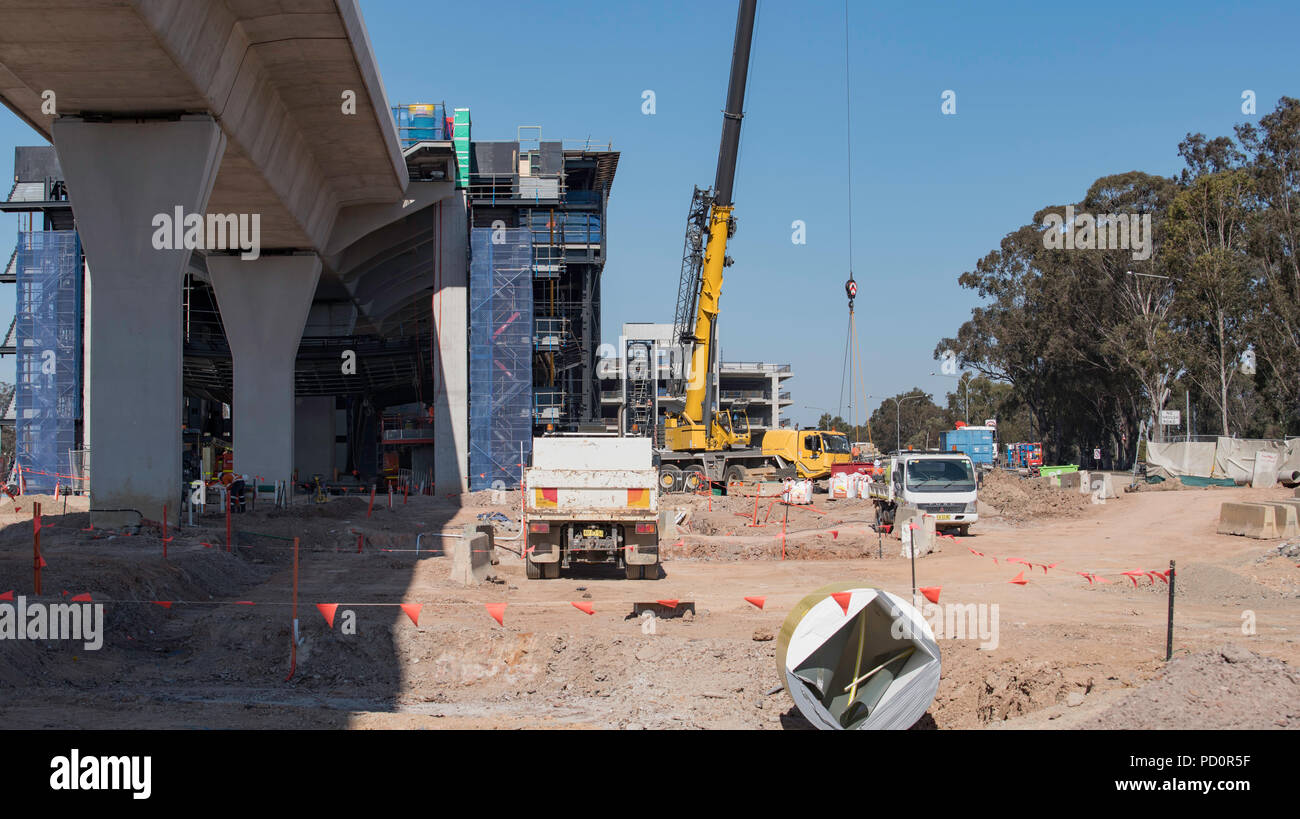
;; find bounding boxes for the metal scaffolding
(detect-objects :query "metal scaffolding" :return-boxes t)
[469,226,533,490]
[14,230,81,492]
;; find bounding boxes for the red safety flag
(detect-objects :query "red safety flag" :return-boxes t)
[234,601,256,606]
[831,591,852,614]
[656,599,679,609]
[1151,571,1168,584]
[919,586,942,605]
[38,556,47,568]
[485,602,506,626]
[317,603,339,628]
[968,547,983,557]
[69,593,92,602]
[744,596,766,610]
[153,601,173,609]
[882,524,892,534]
[674,540,684,548]
[0,590,12,601]
[831,530,838,539]
[400,603,422,626]
[1008,571,1028,586]
[571,601,595,615]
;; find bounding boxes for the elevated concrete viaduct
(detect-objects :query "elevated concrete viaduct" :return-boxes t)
[0,0,468,525]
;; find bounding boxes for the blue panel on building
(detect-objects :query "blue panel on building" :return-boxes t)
[14,231,81,493]
[468,227,533,490]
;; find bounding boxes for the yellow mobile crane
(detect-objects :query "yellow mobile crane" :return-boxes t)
[655,0,852,493]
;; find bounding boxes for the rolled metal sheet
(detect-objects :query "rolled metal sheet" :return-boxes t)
[777,582,941,730]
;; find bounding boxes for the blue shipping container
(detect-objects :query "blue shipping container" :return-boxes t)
[939,427,995,465]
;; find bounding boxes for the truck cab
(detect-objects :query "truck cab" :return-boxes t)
[871,452,979,535]
[761,429,853,479]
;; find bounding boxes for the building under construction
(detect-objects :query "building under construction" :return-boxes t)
[0,106,617,496]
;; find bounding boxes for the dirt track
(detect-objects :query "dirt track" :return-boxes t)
[0,479,1296,729]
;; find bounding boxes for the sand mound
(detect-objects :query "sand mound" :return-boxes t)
[978,470,1091,522]
[1086,644,1299,729]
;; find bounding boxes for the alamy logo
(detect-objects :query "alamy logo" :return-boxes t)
[892,601,999,650]
[0,596,103,650]
[1042,205,1152,261]
[50,749,151,800]
[151,206,261,260]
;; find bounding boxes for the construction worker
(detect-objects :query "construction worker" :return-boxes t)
[230,473,248,513]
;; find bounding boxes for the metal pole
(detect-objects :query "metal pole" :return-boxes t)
[1165,559,1176,661]
[895,400,901,453]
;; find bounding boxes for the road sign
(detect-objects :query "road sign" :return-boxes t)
[1160,410,1181,426]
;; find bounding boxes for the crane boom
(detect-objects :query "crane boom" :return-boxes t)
[667,0,757,453]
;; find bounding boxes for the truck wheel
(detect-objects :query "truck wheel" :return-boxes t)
[683,465,706,493]
[658,465,683,493]
[543,561,560,579]
[642,562,660,580]
[724,464,749,487]
[958,525,970,537]
[625,564,644,580]
[525,557,541,579]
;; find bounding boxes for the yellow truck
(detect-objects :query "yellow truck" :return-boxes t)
[656,424,853,492]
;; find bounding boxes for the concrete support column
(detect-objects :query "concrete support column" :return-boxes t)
[433,194,469,493]
[208,254,321,487]
[52,115,226,527]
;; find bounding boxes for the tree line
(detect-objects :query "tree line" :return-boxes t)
[928,96,1300,467]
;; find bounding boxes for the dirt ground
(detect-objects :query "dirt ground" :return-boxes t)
[0,475,1296,730]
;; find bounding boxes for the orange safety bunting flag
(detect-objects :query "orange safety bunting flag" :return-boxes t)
[69,593,92,602]
[317,603,339,628]
[400,603,422,626]
[152,601,173,609]
[831,591,852,614]
[1008,571,1028,586]
[744,596,765,610]
[0,590,13,601]
[571,601,595,615]
[919,586,941,604]
[485,602,506,626]
[656,599,679,609]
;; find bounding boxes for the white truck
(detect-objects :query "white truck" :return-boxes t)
[523,435,663,579]
[868,451,980,536]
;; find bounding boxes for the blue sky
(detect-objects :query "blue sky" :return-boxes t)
[3,0,1298,425]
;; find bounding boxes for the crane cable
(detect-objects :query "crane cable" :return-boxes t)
[837,0,871,447]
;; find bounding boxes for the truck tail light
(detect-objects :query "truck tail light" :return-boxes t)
[529,522,550,534]
[635,522,656,534]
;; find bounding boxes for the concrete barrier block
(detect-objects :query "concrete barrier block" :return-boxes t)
[893,505,920,540]
[1059,470,1089,492]
[1217,502,1279,539]
[900,512,937,558]
[464,522,499,565]
[1245,502,1300,538]
[450,531,493,585]
[1088,472,1118,500]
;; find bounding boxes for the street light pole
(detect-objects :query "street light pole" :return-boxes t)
[871,394,927,453]
[930,371,971,425]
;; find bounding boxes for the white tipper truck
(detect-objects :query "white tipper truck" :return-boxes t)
[523,435,663,579]
[868,451,980,536]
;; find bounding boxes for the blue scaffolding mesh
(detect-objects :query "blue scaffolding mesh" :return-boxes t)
[469,227,533,490]
[14,231,82,493]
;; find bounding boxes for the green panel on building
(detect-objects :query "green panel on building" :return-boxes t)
[453,107,471,188]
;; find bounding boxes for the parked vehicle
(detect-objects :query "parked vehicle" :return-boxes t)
[867,451,979,535]
[523,435,662,579]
